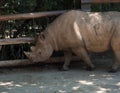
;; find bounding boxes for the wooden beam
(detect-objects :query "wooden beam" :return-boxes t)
[0,37,35,45]
[0,59,31,67]
[0,56,80,67]
[0,10,67,21]
[82,0,120,4]
[0,56,113,67]
[93,0,120,3]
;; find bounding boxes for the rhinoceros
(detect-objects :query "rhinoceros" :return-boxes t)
[24,10,120,72]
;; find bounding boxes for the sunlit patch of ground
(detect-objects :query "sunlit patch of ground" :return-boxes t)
[0,58,120,93]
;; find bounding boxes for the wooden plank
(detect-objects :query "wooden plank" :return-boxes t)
[0,37,35,45]
[0,10,67,21]
[0,56,80,67]
[82,0,120,4]
[0,59,31,67]
[0,56,113,67]
[93,0,120,3]
[0,1,119,21]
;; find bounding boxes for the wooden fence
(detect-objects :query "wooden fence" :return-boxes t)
[0,0,119,67]
[0,10,80,67]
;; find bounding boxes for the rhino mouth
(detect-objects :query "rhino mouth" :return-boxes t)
[24,51,51,62]
[24,52,40,62]
[24,51,36,62]
[24,41,53,62]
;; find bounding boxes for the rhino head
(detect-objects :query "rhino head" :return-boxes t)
[24,33,53,62]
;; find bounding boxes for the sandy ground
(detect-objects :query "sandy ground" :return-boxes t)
[0,58,120,93]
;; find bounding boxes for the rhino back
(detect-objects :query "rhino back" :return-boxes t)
[45,10,118,52]
[45,10,85,50]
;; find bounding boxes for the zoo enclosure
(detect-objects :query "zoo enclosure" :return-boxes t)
[0,0,119,67]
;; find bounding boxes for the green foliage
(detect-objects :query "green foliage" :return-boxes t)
[0,0,36,14]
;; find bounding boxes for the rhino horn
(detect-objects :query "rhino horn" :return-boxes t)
[30,46,35,51]
[24,51,32,59]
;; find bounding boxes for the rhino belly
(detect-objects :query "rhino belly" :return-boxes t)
[84,35,111,53]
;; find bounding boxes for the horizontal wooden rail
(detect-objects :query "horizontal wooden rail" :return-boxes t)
[0,37,35,45]
[0,56,80,67]
[0,0,119,21]
[93,0,120,3]
[0,10,67,21]
[82,0,120,4]
[0,56,113,67]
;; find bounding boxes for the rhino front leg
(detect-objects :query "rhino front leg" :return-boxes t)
[61,51,72,71]
[60,50,72,71]
[72,47,95,71]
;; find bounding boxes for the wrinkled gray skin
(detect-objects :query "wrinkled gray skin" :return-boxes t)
[25,10,120,72]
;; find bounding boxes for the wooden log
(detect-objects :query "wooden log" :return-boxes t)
[0,10,67,21]
[0,37,35,45]
[0,56,80,67]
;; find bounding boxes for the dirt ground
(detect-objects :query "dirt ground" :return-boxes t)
[0,58,120,93]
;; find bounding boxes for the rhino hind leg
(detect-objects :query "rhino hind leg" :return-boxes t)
[109,50,120,73]
[110,28,120,72]
[72,47,95,71]
[109,58,120,73]
[60,51,72,71]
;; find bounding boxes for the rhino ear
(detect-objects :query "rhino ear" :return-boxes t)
[35,33,40,43]
[38,39,45,45]
[40,32,45,40]
[24,51,31,59]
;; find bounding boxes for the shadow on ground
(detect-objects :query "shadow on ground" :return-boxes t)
[0,58,120,93]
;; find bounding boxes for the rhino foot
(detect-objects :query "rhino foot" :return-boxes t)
[86,66,95,71]
[58,66,69,71]
[108,69,117,73]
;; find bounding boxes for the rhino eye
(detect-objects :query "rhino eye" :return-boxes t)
[38,51,41,55]
[38,50,41,55]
